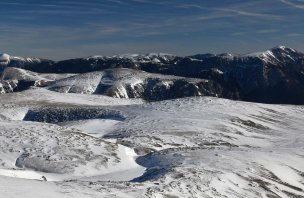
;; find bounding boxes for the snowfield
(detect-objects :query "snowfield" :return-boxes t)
[0,87,303,197]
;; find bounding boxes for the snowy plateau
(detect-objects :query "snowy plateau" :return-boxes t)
[0,47,303,198]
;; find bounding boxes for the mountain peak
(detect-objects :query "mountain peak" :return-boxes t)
[243,46,301,63]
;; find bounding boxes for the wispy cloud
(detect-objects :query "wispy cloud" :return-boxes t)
[0,1,118,16]
[280,0,304,9]
[231,32,246,36]
[287,33,303,36]
[231,29,278,36]
[218,8,280,19]
[180,2,280,18]
[256,29,278,34]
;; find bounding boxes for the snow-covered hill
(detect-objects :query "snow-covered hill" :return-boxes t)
[0,89,303,197]
[46,68,228,100]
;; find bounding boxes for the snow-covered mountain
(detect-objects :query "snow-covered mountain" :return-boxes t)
[244,46,301,63]
[1,46,304,104]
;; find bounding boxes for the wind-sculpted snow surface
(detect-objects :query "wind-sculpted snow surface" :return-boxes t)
[0,87,303,197]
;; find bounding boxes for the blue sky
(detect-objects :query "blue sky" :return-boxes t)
[0,0,304,60]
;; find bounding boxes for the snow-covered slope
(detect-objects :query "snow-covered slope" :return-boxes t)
[0,87,303,197]
[106,97,304,197]
[0,88,143,107]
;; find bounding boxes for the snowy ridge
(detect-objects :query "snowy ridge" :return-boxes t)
[85,53,176,64]
[10,56,42,63]
[46,68,215,100]
[243,45,301,63]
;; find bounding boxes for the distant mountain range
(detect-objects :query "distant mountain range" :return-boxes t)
[1,46,304,104]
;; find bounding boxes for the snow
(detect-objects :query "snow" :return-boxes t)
[0,176,70,198]
[46,68,192,98]
[0,169,58,181]
[245,50,281,63]
[47,71,103,94]
[75,144,146,182]
[84,53,174,64]
[0,53,10,61]
[243,46,299,63]
[60,119,120,137]
[0,88,143,107]
[0,86,303,197]
[0,137,145,182]
[0,119,145,183]
[0,53,10,66]
[11,56,42,63]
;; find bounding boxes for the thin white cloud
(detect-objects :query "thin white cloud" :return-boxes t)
[256,29,278,34]
[231,29,278,36]
[179,3,281,20]
[0,1,120,16]
[178,4,211,10]
[232,32,246,36]
[287,33,303,36]
[219,8,280,19]
[280,0,304,9]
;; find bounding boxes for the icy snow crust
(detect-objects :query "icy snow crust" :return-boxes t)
[0,86,303,197]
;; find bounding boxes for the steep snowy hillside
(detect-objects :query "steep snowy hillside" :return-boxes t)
[0,87,303,197]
